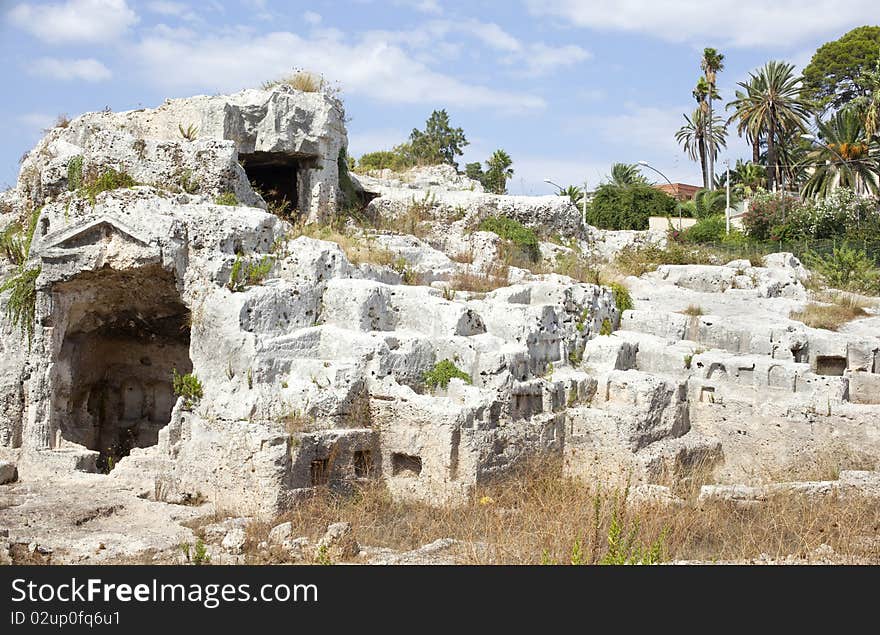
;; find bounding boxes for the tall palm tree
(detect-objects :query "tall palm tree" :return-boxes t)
[800,109,880,198]
[701,48,725,191]
[675,109,728,189]
[608,163,647,186]
[726,61,813,191]
[692,77,720,186]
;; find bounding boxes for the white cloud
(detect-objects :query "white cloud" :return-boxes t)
[512,43,592,77]
[303,11,322,26]
[131,29,546,112]
[526,0,875,48]
[7,0,138,43]
[147,1,198,22]
[394,0,443,14]
[28,57,112,82]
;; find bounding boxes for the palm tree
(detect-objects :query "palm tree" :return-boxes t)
[726,61,813,191]
[675,109,728,189]
[800,109,879,198]
[692,77,721,186]
[725,159,766,196]
[608,163,647,186]
[561,185,584,206]
[484,149,514,194]
[701,48,725,190]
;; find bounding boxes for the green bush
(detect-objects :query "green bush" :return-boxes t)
[1,209,39,266]
[82,168,137,204]
[424,359,471,390]
[680,214,727,243]
[0,265,40,342]
[228,255,274,292]
[804,246,880,294]
[215,192,238,206]
[172,369,203,409]
[740,191,800,241]
[478,216,541,262]
[67,155,84,191]
[357,150,411,172]
[609,282,633,313]
[586,183,676,230]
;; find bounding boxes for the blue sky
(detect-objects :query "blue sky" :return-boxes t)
[1,0,876,193]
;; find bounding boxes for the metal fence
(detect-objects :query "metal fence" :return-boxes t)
[697,239,880,266]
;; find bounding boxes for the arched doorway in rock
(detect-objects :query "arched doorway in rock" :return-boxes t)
[50,265,192,471]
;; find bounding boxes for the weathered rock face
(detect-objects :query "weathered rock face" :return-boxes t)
[16,86,347,224]
[3,89,880,528]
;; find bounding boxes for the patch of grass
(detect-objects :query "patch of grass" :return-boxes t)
[0,265,40,342]
[228,255,274,292]
[478,216,541,263]
[172,369,203,409]
[449,262,509,293]
[608,282,633,314]
[215,192,239,206]
[614,242,718,277]
[553,252,602,284]
[81,168,138,204]
[262,70,324,93]
[244,455,880,564]
[1,209,39,266]
[45,114,70,132]
[599,318,613,336]
[681,304,705,317]
[291,223,396,268]
[424,359,471,390]
[67,155,84,191]
[392,256,420,285]
[790,299,868,331]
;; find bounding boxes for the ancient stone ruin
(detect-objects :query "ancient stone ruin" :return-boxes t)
[1,85,879,538]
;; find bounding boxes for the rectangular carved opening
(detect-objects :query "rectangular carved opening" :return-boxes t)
[310,458,329,486]
[240,151,301,218]
[391,453,422,477]
[353,450,373,478]
[816,355,847,377]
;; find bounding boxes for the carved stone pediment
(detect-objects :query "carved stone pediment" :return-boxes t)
[40,215,152,254]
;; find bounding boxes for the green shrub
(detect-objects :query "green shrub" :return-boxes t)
[1,208,39,266]
[586,183,676,230]
[228,255,274,292]
[178,123,199,141]
[215,192,238,206]
[599,318,613,336]
[804,246,880,294]
[680,214,727,243]
[609,282,633,313]
[740,191,800,241]
[357,150,411,172]
[424,359,471,390]
[599,494,666,565]
[478,216,540,262]
[0,265,40,342]
[82,168,137,204]
[172,369,203,409]
[67,155,84,191]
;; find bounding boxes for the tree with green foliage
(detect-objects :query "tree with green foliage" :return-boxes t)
[675,108,728,190]
[608,163,647,187]
[465,161,485,183]
[802,26,880,115]
[408,109,468,169]
[701,47,725,190]
[726,61,813,191]
[587,183,676,230]
[800,108,879,198]
[483,149,514,194]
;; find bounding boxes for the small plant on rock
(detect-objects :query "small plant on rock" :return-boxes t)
[609,282,633,314]
[423,359,471,390]
[228,255,274,291]
[67,155,84,191]
[82,168,138,204]
[172,369,203,409]
[178,123,199,141]
[215,191,239,206]
[478,216,541,262]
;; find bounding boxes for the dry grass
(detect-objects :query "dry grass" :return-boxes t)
[790,292,869,331]
[239,457,880,564]
[450,249,475,264]
[262,71,324,93]
[681,304,705,317]
[291,223,395,268]
[450,262,509,293]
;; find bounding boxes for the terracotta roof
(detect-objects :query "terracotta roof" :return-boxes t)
[654,182,701,201]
